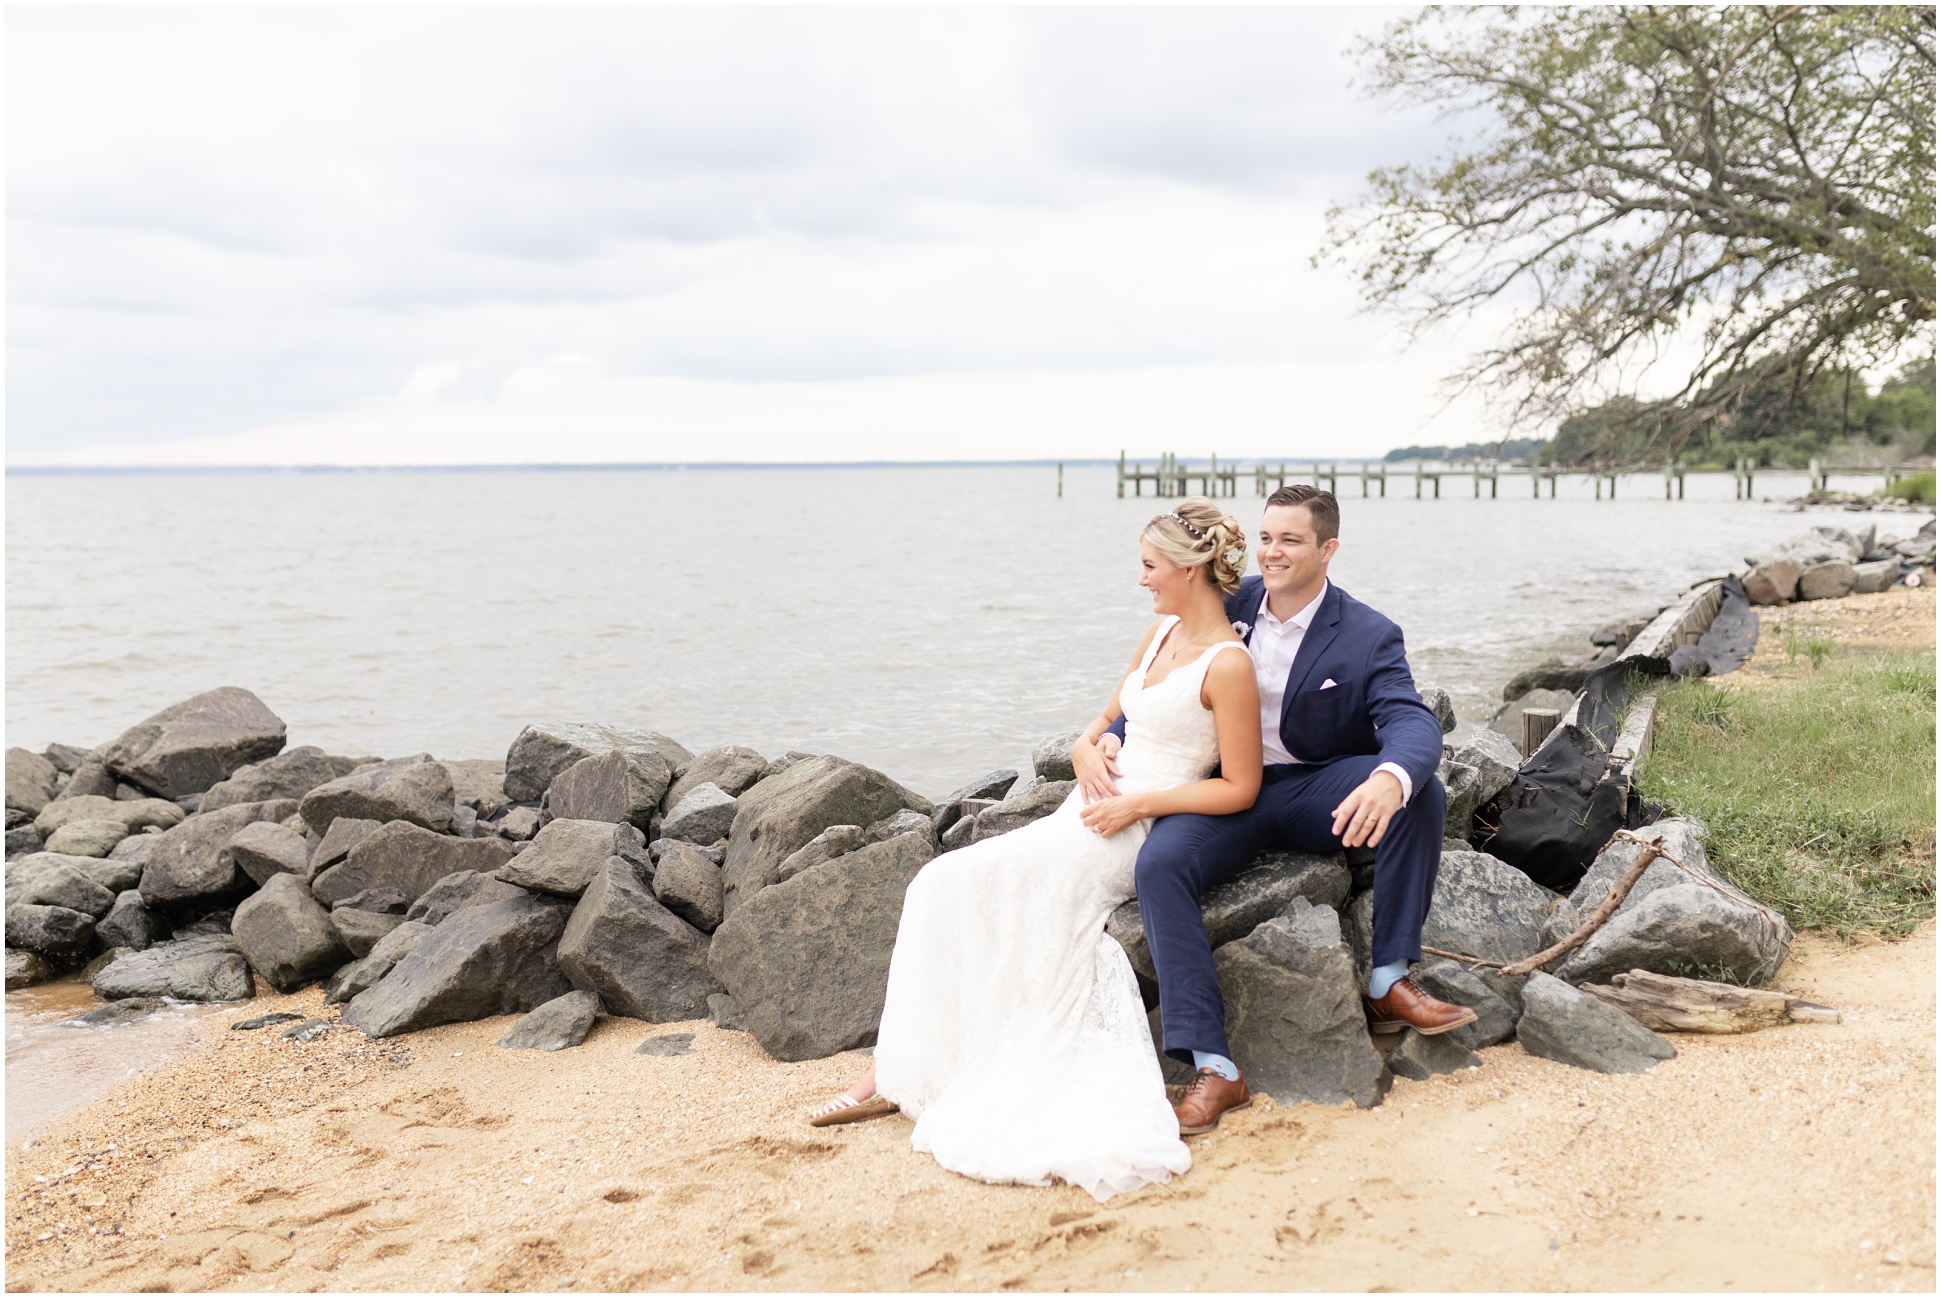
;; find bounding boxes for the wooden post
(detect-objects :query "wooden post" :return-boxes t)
[1414,462,1424,499]
[1532,467,1541,497]
[1521,708,1562,758]
[1058,463,1064,497]
[1117,451,1125,499]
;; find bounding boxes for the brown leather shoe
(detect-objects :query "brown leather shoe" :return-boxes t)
[1364,977,1480,1036]
[1173,1067,1251,1135]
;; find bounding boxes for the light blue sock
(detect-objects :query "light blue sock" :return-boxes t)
[1368,960,1410,999]
[1191,1051,1239,1081]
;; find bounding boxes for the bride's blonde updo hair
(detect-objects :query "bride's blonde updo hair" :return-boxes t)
[1141,496,1248,594]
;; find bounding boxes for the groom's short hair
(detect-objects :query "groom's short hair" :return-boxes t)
[1265,484,1340,543]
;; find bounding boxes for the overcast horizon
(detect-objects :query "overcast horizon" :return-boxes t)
[9,7,1523,469]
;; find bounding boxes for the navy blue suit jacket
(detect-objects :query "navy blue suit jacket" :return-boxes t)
[1108,578,1443,797]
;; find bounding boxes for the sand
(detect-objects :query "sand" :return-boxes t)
[1724,582,1935,692]
[5,920,1933,1293]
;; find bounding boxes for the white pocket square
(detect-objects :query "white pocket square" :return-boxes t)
[1319,678,1339,689]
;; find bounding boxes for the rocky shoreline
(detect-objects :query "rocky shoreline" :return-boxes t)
[5,515,1933,1111]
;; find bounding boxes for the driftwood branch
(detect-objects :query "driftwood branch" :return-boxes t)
[1579,969,1840,1033]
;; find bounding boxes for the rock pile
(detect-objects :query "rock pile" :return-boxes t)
[1742,519,1934,605]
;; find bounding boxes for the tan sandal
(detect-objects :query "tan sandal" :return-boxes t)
[808,1093,898,1128]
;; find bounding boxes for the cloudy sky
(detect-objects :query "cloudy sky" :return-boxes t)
[8,7,1497,467]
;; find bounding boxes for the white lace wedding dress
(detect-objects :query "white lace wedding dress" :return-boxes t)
[873,617,1249,1201]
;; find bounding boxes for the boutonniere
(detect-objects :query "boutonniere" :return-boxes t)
[1231,620,1252,637]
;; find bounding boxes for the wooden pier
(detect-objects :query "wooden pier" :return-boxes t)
[1114,452,1907,501]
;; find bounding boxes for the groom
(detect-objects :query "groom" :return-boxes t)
[1080,484,1475,1134]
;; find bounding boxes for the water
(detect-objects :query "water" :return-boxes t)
[4,464,1906,794]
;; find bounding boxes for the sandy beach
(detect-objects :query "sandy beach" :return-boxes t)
[5,916,1932,1293]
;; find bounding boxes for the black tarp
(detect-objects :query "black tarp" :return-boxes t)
[1668,575,1758,677]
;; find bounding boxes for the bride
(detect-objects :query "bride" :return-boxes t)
[808,497,1264,1201]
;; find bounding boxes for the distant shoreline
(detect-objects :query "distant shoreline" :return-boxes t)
[6,458,1386,477]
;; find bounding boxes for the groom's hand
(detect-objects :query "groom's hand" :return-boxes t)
[1332,770,1404,849]
[1074,734,1122,804]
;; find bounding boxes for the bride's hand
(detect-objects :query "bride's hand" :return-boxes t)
[1074,734,1123,804]
[1079,792,1145,837]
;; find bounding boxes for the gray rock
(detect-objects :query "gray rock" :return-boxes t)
[41,743,92,775]
[67,997,171,1028]
[367,918,434,965]
[1418,687,1458,735]
[775,825,866,883]
[1501,660,1599,701]
[708,831,936,1062]
[1741,557,1803,606]
[226,820,312,886]
[557,855,720,1021]
[1411,959,1519,1050]
[331,886,410,914]
[865,808,935,846]
[42,818,130,858]
[92,931,255,1001]
[503,722,693,804]
[311,821,519,907]
[235,1010,308,1030]
[309,816,382,874]
[943,768,1020,805]
[720,755,933,918]
[1516,971,1676,1073]
[1107,850,1351,995]
[106,832,160,866]
[1441,731,1521,840]
[6,903,96,958]
[1209,899,1389,1108]
[281,1018,334,1043]
[96,688,287,799]
[1031,730,1084,782]
[323,920,434,1004]
[343,892,571,1038]
[1347,850,1557,975]
[405,871,531,926]
[444,759,510,820]
[53,760,121,802]
[661,783,739,846]
[7,825,43,859]
[969,781,1074,843]
[636,1032,694,1057]
[498,989,602,1051]
[330,906,406,958]
[1557,819,1792,986]
[653,841,726,932]
[939,814,979,851]
[138,799,299,910]
[95,890,165,951]
[499,818,647,898]
[7,747,61,816]
[930,797,996,839]
[661,745,771,812]
[1489,688,1578,741]
[35,794,184,839]
[1851,558,1900,594]
[232,873,351,992]
[488,805,545,842]
[6,947,56,990]
[1388,1029,1483,1080]
[199,747,367,813]
[1797,560,1858,601]
[7,861,117,917]
[708,993,748,1032]
[545,749,674,831]
[299,756,455,835]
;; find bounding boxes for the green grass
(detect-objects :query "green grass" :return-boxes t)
[1885,470,1935,504]
[1637,648,1937,936]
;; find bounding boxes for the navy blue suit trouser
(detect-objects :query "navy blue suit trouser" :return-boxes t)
[1134,756,1446,1064]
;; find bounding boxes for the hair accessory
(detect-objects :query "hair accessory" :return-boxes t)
[1152,511,1207,540]
[1223,547,1245,568]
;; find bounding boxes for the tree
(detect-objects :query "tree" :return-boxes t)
[1322,6,1935,458]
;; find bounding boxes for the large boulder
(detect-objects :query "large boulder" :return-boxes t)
[7,748,61,817]
[1106,849,1350,996]
[92,931,255,1002]
[968,781,1074,844]
[199,747,368,812]
[106,833,160,866]
[329,907,406,958]
[7,948,56,990]
[1440,730,1521,840]
[503,722,692,803]
[323,920,432,1004]
[342,892,571,1038]
[299,756,455,835]
[43,819,131,858]
[5,860,116,917]
[1388,1029,1482,1080]
[95,890,166,951]
[404,871,530,926]
[1207,899,1389,1108]
[232,873,352,993]
[497,990,602,1051]
[138,800,299,910]
[1741,556,1803,606]
[7,851,143,901]
[775,825,866,883]
[35,794,184,839]
[226,821,312,885]
[557,856,721,1021]
[940,767,1020,807]
[1852,558,1901,595]
[6,825,43,859]
[1797,560,1858,601]
[652,840,726,932]
[445,760,510,820]
[97,687,287,799]
[309,816,382,874]
[1516,971,1676,1073]
[1347,849,1558,974]
[6,903,97,958]
[1555,819,1792,986]
[661,784,739,846]
[310,821,518,906]
[1489,688,1577,742]
[498,818,647,898]
[720,755,933,918]
[661,745,772,812]
[709,830,936,1061]
[1031,730,1084,782]
[1411,959,1519,1051]
[52,760,120,802]
[544,749,673,831]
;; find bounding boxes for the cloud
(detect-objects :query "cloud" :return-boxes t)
[7,6,1486,464]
